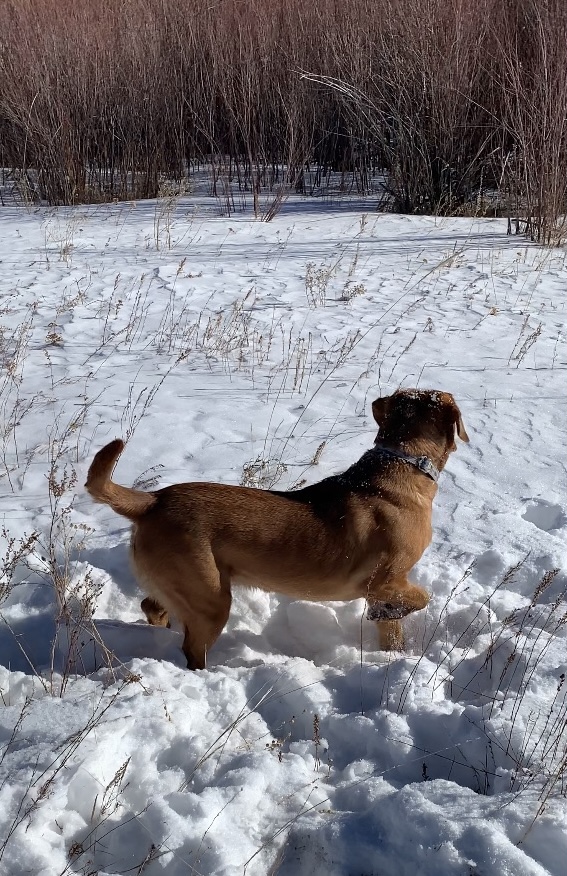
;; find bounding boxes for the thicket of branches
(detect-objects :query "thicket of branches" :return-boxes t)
[0,0,566,238]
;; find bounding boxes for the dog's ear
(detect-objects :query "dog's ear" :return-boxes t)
[440,393,469,444]
[372,396,390,427]
[455,408,469,443]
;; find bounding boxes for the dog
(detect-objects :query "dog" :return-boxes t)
[85,389,468,668]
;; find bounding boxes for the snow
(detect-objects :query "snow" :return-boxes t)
[0,194,565,875]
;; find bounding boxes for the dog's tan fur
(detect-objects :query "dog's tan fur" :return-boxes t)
[85,389,468,669]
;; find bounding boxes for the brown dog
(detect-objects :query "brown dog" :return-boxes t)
[85,389,468,668]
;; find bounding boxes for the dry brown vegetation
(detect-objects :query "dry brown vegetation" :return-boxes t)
[0,0,566,237]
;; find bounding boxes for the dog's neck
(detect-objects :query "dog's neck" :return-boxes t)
[371,437,453,482]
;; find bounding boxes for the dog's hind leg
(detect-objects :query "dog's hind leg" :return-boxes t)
[181,586,232,670]
[141,596,170,627]
[158,558,232,670]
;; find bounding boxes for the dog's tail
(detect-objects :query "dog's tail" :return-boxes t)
[85,439,156,520]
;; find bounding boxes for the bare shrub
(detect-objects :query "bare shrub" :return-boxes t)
[496,0,567,243]
[1,0,566,231]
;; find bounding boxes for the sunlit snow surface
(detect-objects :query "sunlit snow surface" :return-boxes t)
[0,194,565,875]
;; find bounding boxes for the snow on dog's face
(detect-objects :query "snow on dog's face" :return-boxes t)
[371,388,469,452]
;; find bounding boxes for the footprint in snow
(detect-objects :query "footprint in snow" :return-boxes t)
[521,499,567,532]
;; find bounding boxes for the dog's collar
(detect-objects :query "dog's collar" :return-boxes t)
[370,445,440,483]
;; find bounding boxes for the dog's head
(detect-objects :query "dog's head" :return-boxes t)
[371,389,469,455]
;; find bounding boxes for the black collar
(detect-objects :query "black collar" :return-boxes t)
[370,445,440,483]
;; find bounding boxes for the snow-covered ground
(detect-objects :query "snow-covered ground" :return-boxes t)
[0,193,565,875]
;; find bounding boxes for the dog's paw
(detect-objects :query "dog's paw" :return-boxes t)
[141,596,170,628]
[366,602,408,621]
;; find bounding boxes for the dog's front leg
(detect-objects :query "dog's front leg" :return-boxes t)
[367,578,430,651]
[375,619,404,651]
